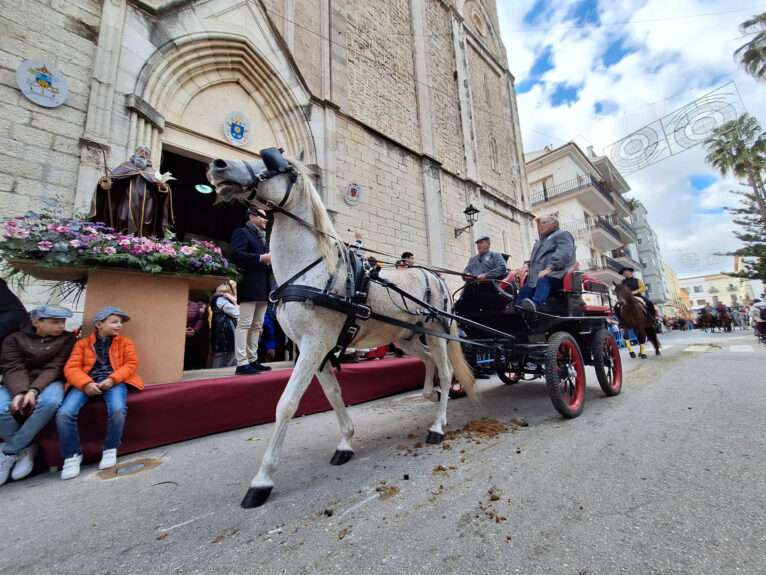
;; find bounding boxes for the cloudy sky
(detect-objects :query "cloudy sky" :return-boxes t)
[496,0,765,278]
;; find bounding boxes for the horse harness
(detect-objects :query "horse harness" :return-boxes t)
[242,147,513,369]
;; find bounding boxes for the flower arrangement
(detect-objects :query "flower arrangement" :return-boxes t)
[1,213,239,279]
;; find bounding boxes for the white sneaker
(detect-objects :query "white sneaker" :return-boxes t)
[61,454,83,480]
[0,453,18,486]
[99,448,117,470]
[11,444,37,480]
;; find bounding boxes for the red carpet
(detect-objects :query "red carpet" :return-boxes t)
[35,357,425,467]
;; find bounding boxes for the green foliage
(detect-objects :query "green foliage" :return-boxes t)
[735,12,766,82]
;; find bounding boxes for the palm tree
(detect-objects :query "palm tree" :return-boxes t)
[704,113,766,223]
[735,12,766,82]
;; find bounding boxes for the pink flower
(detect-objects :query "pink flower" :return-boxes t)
[37,241,53,251]
[104,246,116,254]
[92,246,102,253]
[69,239,82,247]
[180,246,194,256]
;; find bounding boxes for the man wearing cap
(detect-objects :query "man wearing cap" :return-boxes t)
[618,267,658,322]
[518,215,576,311]
[0,305,76,485]
[229,208,273,375]
[462,235,507,281]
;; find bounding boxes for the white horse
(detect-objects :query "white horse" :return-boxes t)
[207,148,476,508]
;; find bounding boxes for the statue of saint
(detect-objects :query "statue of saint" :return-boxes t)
[91,145,174,237]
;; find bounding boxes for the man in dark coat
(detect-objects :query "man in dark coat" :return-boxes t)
[91,145,174,237]
[518,215,576,311]
[229,207,272,375]
[0,279,29,348]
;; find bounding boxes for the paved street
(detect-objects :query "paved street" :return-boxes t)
[1,329,764,575]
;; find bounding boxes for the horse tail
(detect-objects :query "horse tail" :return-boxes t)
[447,321,477,399]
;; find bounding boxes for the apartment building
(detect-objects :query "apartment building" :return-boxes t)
[525,142,639,285]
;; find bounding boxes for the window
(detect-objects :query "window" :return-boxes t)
[637,238,643,245]
[645,282,653,294]
[693,285,703,293]
[630,213,638,223]
[696,299,706,306]
[712,296,719,305]
[727,283,736,291]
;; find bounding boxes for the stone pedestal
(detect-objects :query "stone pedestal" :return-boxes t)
[10,260,226,384]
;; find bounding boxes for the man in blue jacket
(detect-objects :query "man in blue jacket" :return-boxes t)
[518,215,576,312]
[229,207,272,375]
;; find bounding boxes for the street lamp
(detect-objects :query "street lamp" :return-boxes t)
[454,204,480,238]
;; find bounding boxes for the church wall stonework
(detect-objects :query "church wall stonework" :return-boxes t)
[345,0,420,152]
[0,0,101,216]
[0,0,534,299]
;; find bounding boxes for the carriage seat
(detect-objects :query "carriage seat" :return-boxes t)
[558,263,610,315]
[498,270,519,294]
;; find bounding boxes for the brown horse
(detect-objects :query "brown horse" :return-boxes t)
[697,310,716,331]
[717,308,732,332]
[613,283,661,358]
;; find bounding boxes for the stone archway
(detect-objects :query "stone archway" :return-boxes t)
[130,32,315,165]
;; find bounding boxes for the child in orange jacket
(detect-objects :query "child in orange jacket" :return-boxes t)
[57,306,144,480]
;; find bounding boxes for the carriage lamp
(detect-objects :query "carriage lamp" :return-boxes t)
[454,204,480,237]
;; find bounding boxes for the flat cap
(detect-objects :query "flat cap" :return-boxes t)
[475,235,490,243]
[93,306,131,323]
[30,305,73,320]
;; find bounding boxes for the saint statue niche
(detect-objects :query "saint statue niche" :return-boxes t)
[91,145,175,237]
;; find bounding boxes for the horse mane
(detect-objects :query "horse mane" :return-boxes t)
[284,155,340,271]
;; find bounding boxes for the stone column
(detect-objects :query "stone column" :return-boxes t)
[73,0,128,215]
[452,13,479,182]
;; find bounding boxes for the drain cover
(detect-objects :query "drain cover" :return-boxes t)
[96,457,162,480]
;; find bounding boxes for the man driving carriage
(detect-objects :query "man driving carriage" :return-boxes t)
[517,215,576,312]
[462,235,507,281]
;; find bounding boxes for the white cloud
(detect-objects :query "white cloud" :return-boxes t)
[500,0,766,278]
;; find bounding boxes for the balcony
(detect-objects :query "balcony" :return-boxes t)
[530,174,614,214]
[562,215,624,251]
[609,215,638,243]
[610,190,633,217]
[611,248,642,270]
[579,255,623,284]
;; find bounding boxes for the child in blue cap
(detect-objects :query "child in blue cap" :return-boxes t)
[0,304,76,486]
[58,306,144,480]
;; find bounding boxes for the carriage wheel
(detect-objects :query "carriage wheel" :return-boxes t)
[545,332,586,418]
[592,328,622,396]
[496,362,522,385]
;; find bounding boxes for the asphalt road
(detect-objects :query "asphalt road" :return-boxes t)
[1,329,764,575]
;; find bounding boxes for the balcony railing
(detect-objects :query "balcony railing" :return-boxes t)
[580,255,623,274]
[530,174,613,206]
[617,216,636,237]
[563,215,622,243]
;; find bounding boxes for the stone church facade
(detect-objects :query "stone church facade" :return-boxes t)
[0,0,533,296]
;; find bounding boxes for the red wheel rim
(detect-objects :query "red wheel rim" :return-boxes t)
[604,336,623,391]
[558,339,585,409]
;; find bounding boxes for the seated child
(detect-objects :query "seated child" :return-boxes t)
[0,305,76,486]
[58,306,144,480]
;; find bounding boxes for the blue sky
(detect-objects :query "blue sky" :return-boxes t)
[497,0,766,277]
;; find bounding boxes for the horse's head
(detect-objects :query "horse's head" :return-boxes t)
[612,281,628,302]
[207,147,298,209]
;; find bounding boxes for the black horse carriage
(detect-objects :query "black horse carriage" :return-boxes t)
[452,265,623,418]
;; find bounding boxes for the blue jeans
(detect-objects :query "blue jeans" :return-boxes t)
[517,275,563,308]
[56,383,128,458]
[0,382,64,454]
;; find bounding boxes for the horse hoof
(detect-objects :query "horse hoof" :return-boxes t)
[330,450,354,465]
[241,486,273,508]
[655,350,661,356]
[426,431,443,444]
[640,354,647,359]
[629,352,636,358]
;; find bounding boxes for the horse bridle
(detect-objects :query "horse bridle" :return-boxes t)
[242,147,298,208]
